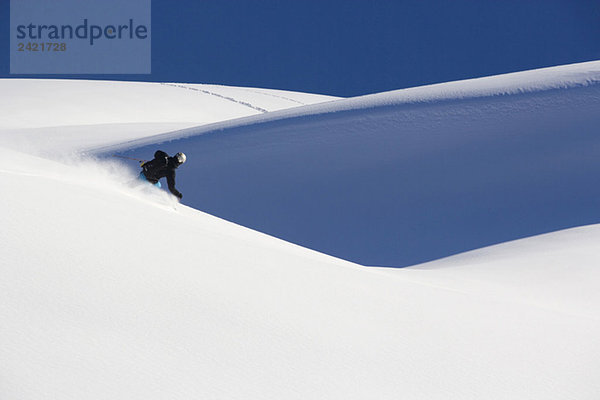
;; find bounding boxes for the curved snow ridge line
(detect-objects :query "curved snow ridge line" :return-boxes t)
[92,60,600,154]
[160,83,268,113]
[362,60,600,107]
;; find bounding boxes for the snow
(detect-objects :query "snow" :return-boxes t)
[101,60,600,152]
[0,79,337,153]
[2,63,600,399]
[112,60,600,266]
[402,223,600,319]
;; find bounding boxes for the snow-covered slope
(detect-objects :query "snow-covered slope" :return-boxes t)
[2,62,600,399]
[0,79,337,153]
[401,223,600,319]
[113,61,600,266]
[1,146,599,399]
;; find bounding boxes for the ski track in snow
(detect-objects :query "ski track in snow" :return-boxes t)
[160,82,269,113]
[242,87,307,105]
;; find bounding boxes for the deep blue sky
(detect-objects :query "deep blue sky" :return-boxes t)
[2,0,599,96]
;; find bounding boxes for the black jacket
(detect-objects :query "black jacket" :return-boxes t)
[141,151,183,198]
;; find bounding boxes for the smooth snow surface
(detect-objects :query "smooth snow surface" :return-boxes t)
[2,147,599,399]
[115,60,600,266]
[2,64,600,399]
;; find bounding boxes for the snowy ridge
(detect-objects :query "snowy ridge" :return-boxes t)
[0,79,338,130]
[0,79,338,154]
[356,59,600,106]
[96,60,600,153]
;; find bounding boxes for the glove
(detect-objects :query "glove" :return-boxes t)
[176,192,183,200]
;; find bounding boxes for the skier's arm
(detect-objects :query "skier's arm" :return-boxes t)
[166,170,183,199]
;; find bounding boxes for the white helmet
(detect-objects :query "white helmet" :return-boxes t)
[175,152,187,165]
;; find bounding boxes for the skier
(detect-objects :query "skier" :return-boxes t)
[139,150,186,199]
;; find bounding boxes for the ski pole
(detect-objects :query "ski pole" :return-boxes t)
[112,155,148,164]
